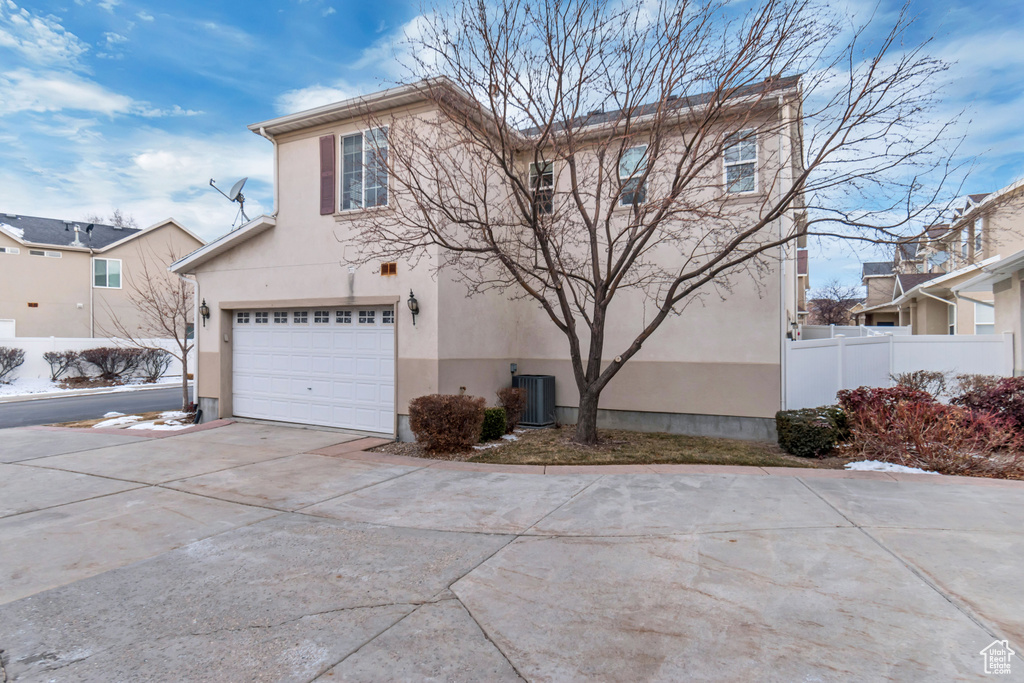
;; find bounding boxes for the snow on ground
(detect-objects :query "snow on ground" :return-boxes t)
[159,411,188,420]
[845,460,938,474]
[127,421,192,431]
[0,377,185,398]
[93,415,143,429]
[103,412,125,418]
[502,434,519,441]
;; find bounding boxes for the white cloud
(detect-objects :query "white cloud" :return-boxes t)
[274,82,355,114]
[0,69,134,115]
[0,129,274,240]
[0,1,89,67]
[97,0,121,12]
[323,7,336,17]
[137,11,154,22]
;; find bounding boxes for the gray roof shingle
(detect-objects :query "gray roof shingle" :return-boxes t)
[0,213,140,249]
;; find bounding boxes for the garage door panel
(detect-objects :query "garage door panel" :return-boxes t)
[233,307,394,433]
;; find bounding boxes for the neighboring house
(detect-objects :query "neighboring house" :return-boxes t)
[171,78,807,440]
[0,214,204,338]
[954,244,1024,372]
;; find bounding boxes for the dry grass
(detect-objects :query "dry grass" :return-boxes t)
[373,427,847,469]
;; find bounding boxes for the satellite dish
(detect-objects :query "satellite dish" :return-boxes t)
[209,177,250,228]
[228,177,247,201]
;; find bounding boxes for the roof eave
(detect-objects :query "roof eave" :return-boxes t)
[170,215,276,274]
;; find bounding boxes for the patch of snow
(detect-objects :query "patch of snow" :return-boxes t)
[126,421,192,431]
[103,411,125,418]
[159,411,188,420]
[93,415,142,429]
[0,222,25,240]
[473,442,505,450]
[844,460,938,475]
[501,434,519,441]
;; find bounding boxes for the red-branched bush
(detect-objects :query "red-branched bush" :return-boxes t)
[79,347,142,380]
[497,386,527,433]
[951,376,1024,432]
[838,385,1024,478]
[408,394,486,453]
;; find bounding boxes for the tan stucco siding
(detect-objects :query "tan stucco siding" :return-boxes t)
[0,233,92,337]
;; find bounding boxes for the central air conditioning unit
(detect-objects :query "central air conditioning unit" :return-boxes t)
[512,374,556,427]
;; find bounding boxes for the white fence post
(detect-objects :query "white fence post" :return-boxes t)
[888,334,895,385]
[836,336,845,396]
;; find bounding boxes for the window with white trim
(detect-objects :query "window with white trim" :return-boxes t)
[0,246,18,254]
[314,310,330,323]
[274,311,288,323]
[358,310,375,324]
[254,312,268,324]
[529,162,554,214]
[293,311,308,324]
[341,127,388,210]
[724,131,757,194]
[31,249,61,258]
[975,302,995,335]
[236,312,250,324]
[335,310,352,324]
[948,302,956,335]
[382,309,394,324]
[92,258,121,288]
[618,146,647,206]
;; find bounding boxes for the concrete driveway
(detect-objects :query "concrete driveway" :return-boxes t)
[1,422,1022,681]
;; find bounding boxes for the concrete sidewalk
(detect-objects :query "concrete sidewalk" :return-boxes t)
[0,422,1021,681]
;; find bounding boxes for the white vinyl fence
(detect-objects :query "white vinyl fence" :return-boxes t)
[786,333,1014,409]
[2,337,193,381]
[800,324,912,340]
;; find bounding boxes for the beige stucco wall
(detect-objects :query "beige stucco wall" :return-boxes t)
[0,232,92,337]
[993,274,1022,371]
[864,276,896,307]
[187,95,801,427]
[981,192,1024,260]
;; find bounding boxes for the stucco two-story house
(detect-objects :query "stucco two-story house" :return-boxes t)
[171,78,807,441]
[0,214,204,338]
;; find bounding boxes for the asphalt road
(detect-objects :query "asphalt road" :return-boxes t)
[0,386,193,429]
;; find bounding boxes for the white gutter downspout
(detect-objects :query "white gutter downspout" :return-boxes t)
[89,247,95,337]
[257,126,280,217]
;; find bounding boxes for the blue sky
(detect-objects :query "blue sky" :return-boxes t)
[0,0,1022,290]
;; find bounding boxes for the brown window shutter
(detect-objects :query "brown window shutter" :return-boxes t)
[319,134,336,215]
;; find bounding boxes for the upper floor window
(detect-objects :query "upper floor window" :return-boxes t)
[619,146,647,206]
[93,258,121,288]
[529,162,554,214]
[30,249,61,258]
[0,246,19,254]
[341,127,388,211]
[724,131,757,194]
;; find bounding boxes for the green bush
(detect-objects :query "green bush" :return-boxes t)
[480,407,508,442]
[776,406,848,457]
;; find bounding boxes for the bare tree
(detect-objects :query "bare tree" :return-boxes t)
[84,209,139,230]
[808,279,861,325]
[102,241,194,411]
[345,0,960,444]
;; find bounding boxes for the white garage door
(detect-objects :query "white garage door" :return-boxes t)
[232,307,395,433]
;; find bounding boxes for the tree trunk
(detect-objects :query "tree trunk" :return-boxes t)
[574,388,601,445]
[180,354,190,413]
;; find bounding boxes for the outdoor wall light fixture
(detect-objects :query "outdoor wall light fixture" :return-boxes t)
[510,362,518,375]
[199,299,210,327]
[407,290,420,326]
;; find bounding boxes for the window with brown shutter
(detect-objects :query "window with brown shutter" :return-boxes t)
[319,134,336,215]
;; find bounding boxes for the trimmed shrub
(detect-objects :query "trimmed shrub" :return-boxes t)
[409,393,486,453]
[480,407,507,441]
[836,385,934,416]
[776,406,847,457]
[139,348,172,383]
[951,376,1024,432]
[0,346,26,384]
[891,370,947,398]
[497,386,527,433]
[79,347,143,380]
[42,350,80,381]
